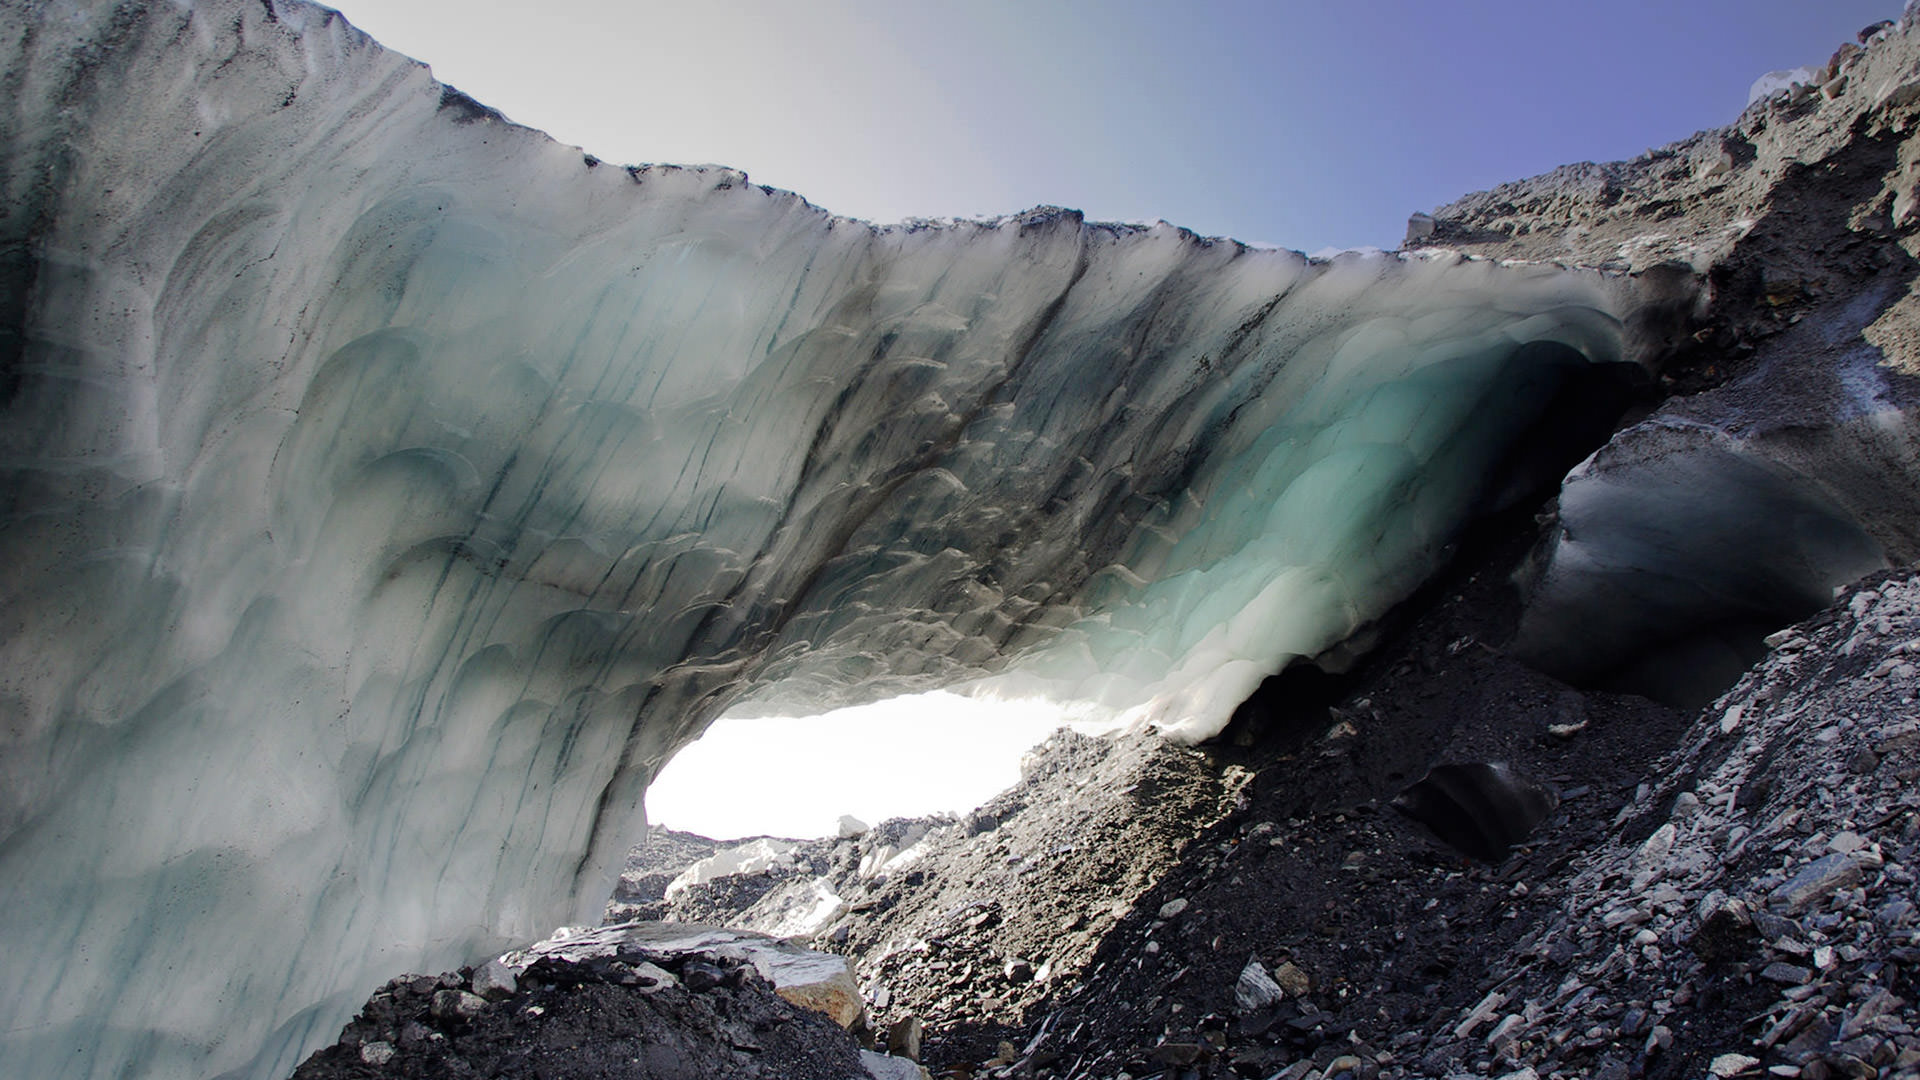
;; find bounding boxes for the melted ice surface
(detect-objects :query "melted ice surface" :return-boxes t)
[0,2,1626,1077]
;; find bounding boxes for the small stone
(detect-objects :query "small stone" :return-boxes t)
[1827,1053,1877,1079]
[1761,962,1813,985]
[1454,990,1507,1039]
[630,961,677,992]
[1603,906,1651,929]
[1828,831,1867,854]
[429,989,487,1022]
[1836,991,1896,1042]
[887,1015,924,1062]
[1773,936,1812,957]
[836,814,869,838]
[471,958,518,1001]
[1271,960,1311,997]
[1158,897,1189,919]
[1153,1042,1205,1066]
[1003,958,1034,983]
[1634,824,1677,875]
[1405,212,1437,245]
[681,961,728,992]
[1234,957,1286,1013]
[1847,749,1880,774]
[860,1049,928,1080]
[1694,897,1759,964]
[1751,909,1801,943]
[359,1041,397,1066]
[1770,854,1866,914]
[1486,1013,1525,1050]
[1711,1052,1762,1077]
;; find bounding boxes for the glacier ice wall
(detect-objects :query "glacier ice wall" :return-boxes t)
[1514,419,1888,706]
[0,2,1637,1077]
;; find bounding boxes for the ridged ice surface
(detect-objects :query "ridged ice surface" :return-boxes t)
[0,2,1630,1077]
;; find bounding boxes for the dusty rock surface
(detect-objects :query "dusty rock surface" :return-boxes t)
[285,949,870,1080]
[617,729,1250,1066]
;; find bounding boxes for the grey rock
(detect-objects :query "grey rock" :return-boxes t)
[861,1049,929,1080]
[471,958,518,1001]
[630,961,678,992]
[1875,899,1914,928]
[1753,909,1804,943]
[429,989,488,1022]
[1761,961,1814,985]
[1272,960,1312,997]
[887,1015,924,1062]
[682,961,728,992]
[1234,957,1286,1013]
[1770,854,1866,913]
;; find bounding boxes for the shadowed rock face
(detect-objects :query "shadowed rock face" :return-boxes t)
[0,3,1646,1077]
[1514,421,1889,707]
[1391,762,1561,863]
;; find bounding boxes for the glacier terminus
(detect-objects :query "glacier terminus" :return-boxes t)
[2,2,1903,1078]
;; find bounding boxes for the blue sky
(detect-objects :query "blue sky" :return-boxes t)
[334,1,1898,252]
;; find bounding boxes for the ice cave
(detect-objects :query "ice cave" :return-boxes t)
[0,2,1905,1078]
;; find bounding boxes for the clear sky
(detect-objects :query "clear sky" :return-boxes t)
[330,0,1898,252]
[642,692,1080,840]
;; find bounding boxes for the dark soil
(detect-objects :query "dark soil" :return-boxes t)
[908,512,1696,1078]
[288,952,866,1080]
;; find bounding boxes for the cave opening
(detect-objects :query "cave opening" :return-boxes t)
[642,690,1084,842]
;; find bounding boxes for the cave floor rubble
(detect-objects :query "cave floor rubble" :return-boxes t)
[578,555,1920,1080]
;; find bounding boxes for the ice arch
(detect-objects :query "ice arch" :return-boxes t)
[0,2,1641,1077]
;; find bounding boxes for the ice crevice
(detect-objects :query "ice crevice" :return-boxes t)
[1,2,1684,1078]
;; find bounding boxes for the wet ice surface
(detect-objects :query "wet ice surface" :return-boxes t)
[0,3,1632,1077]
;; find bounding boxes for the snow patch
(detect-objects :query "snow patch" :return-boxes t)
[665,839,798,898]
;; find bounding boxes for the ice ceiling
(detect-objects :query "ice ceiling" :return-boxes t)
[0,2,1860,1078]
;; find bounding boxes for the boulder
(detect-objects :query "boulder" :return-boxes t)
[505,921,867,1029]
